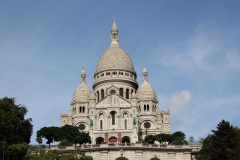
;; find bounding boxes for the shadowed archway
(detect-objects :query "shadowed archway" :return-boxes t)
[149,158,160,160]
[95,137,104,144]
[109,136,117,143]
[122,136,130,143]
[115,157,128,160]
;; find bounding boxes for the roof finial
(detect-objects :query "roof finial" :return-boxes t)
[81,67,86,83]
[111,19,119,46]
[142,66,148,82]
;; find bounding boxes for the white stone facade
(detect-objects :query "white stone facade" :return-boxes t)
[60,21,171,144]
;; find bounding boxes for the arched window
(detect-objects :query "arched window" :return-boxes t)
[101,89,104,99]
[75,107,76,114]
[83,106,85,113]
[119,88,123,97]
[139,106,141,112]
[126,89,129,99]
[110,111,116,125]
[79,106,82,113]
[125,119,127,129]
[100,120,103,130]
[147,105,149,111]
[144,105,146,111]
[97,91,99,102]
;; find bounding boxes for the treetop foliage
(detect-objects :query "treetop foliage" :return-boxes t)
[0,97,33,145]
[195,120,240,160]
[36,125,91,148]
[144,131,187,145]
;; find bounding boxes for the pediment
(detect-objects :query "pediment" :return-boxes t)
[96,95,131,108]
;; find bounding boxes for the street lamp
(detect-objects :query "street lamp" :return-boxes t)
[2,140,6,160]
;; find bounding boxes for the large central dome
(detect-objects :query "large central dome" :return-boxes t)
[96,46,134,72]
[95,20,135,73]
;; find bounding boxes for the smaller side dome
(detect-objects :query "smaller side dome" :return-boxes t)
[72,68,92,103]
[137,81,157,100]
[136,66,157,100]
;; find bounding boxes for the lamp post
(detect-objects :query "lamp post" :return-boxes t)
[2,140,6,160]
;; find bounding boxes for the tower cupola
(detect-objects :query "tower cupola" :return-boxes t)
[111,19,119,45]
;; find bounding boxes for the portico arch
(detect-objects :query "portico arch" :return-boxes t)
[149,158,160,160]
[122,136,130,143]
[95,137,104,144]
[109,136,117,143]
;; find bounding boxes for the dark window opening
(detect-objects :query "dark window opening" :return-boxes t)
[97,91,99,101]
[119,88,123,97]
[100,120,103,130]
[101,89,104,99]
[110,111,116,125]
[126,89,129,99]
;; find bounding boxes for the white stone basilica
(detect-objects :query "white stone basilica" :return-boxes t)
[60,21,170,144]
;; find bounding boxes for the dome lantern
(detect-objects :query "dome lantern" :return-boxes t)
[142,65,148,82]
[111,19,119,45]
[81,67,86,83]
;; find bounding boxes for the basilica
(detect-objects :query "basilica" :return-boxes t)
[60,21,170,144]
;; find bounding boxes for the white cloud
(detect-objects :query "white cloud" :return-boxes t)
[168,90,192,120]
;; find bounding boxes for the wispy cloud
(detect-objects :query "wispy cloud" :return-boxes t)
[154,24,240,78]
[168,90,192,126]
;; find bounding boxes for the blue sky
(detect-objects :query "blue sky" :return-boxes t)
[1,1,240,144]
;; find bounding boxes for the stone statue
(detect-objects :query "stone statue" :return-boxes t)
[90,118,93,128]
[133,116,136,126]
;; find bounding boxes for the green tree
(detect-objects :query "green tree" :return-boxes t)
[171,131,187,145]
[196,120,240,160]
[156,133,172,143]
[36,126,60,148]
[58,139,73,146]
[7,142,33,160]
[58,125,91,146]
[73,132,91,146]
[58,125,80,143]
[0,97,33,145]
[31,149,93,160]
[144,135,157,144]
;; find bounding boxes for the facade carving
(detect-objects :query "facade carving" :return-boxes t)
[60,20,171,144]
